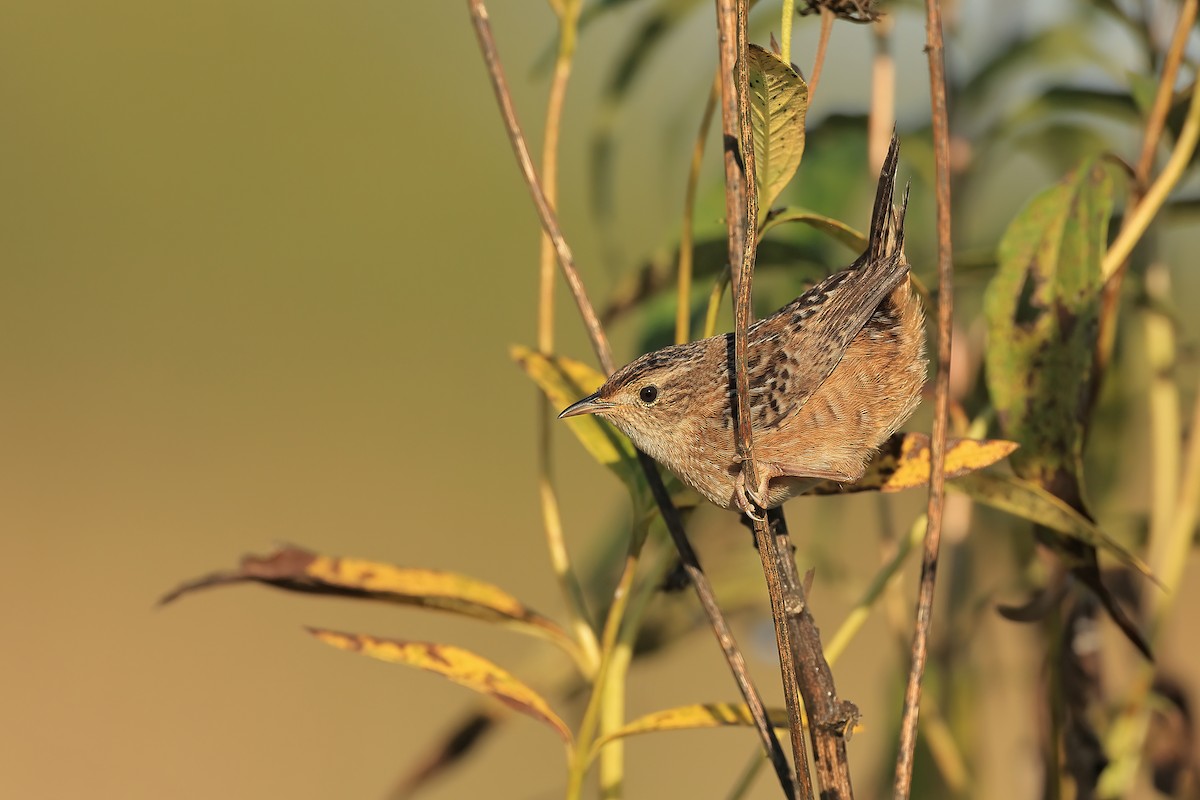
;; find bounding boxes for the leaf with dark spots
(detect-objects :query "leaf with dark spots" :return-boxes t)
[309,629,572,745]
[808,433,1019,495]
[984,156,1114,509]
[160,544,580,660]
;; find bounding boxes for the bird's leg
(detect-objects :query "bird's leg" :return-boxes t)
[733,460,770,521]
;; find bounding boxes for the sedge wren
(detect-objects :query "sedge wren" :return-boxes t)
[560,134,926,515]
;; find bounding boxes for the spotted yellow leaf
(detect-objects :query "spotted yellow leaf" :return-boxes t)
[310,629,572,744]
[809,433,1019,495]
[159,545,580,660]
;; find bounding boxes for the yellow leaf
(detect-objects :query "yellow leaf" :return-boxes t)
[159,545,581,661]
[310,629,572,744]
[747,44,809,210]
[809,433,1020,495]
[952,471,1158,582]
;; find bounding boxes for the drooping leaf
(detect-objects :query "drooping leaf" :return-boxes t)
[511,346,641,492]
[951,471,1156,582]
[310,629,572,744]
[984,156,1114,509]
[590,703,791,760]
[159,545,581,656]
[758,207,866,252]
[747,43,809,211]
[809,434,1019,495]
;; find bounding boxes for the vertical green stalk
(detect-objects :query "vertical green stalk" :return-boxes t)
[535,0,601,676]
[779,0,795,64]
[565,518,654,800]
[675,77,719,345]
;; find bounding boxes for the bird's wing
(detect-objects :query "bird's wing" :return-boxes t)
[745,131,911,431]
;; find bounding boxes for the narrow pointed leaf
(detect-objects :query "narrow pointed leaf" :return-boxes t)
[951,471,1156,581]
[590,703,790,759]
[747,44,808,210]
[160,545,579,657]
[310,629,572,744]
[809,433,1019,495]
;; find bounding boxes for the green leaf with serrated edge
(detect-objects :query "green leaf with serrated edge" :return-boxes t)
[984,157,1113,510]
[589,703,791,762]
[951,471,1157,583]
[310,629,572,744]
[758,207,866,252]
[747,44,808,211]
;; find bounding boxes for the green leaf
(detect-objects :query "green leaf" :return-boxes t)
[747,44,808,211]
[310,629,573,744]
[758,207,865,252]
[984,157,1114,509]
[951,472,1155,581]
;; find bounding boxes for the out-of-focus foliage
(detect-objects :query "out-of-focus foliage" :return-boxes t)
[167,1,1200,798]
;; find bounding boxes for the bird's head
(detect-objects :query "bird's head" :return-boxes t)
[558,340,712,457]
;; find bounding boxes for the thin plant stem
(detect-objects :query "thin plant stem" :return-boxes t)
[1096,0,1197,376]
[704,270,731,338]
[727,749,768,800]
[466,6,792,789]
[566,521,647,800]
[807,8,834,103]
[780,0,796,64]
[825,514,926,665]
[1134,0,1197,183]
[535,0,601,678]
[716,0,750,301]
[1101,71,1200,281]
[677,76,720,345]
[868,14,895,174]
[596,547,677,796]
[894,0,954,796]
[723,0,811,795]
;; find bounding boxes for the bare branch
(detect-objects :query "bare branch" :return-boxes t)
[893,0,954,796]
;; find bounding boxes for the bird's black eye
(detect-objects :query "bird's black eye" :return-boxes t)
[639,385,658,404]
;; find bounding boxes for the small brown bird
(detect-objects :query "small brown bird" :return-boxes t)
[560,134,926,515]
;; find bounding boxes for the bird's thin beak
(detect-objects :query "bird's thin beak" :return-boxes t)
[558,392,612,419]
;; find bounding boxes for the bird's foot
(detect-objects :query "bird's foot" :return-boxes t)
[733,463,768,522]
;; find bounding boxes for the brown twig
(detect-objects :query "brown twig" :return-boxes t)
[465,2,795,795]
[1095,0,1198,378]
[716,0,750,301]
[893,0,953,797]
[808,8,834,103]
[722,0,827,796]
[767,509,860,798]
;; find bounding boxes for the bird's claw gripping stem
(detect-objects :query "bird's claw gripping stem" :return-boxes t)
[733,460,768,522]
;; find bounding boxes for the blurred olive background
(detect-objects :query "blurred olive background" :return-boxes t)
[2,2,1199,799]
